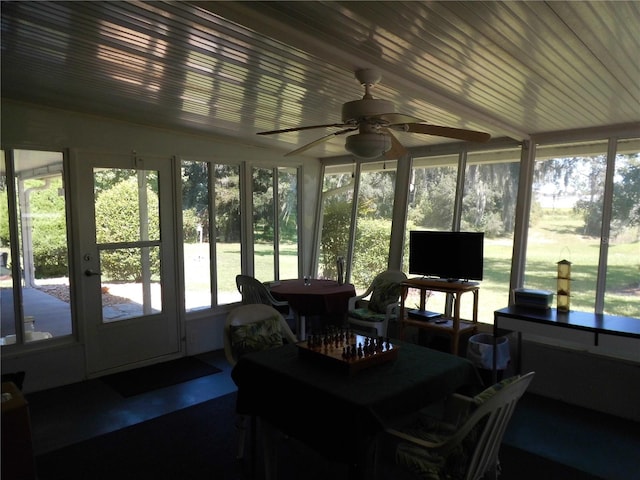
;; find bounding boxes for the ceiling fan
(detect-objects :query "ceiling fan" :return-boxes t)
[257,68,491,160]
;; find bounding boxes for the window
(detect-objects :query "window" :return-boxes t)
[252,167,276,280]
[215,164,242,304]
[94,168,162,321]
[406,154,458,234]
[404,149,521,322]
[181,160,298,310]
[461,149,521,322]
[524,138,640,317]
[181,160,242,309]
[317,166,354,281]
[1,150,72,345]
[351,161,398,291]
[605,139,640,318]
[252,166,300,282]
[404,154,459,313]
[277,167,298,280]
[317,135,638,325]
[182,160,212,310]
[525,141,608,312]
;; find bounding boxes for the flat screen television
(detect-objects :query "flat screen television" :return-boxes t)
[409,230,484,282]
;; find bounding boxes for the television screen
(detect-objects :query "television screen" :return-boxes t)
[409,231,484,281]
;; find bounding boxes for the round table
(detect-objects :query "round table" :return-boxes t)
[269,279,356,338]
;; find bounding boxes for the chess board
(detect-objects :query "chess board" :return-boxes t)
[297,330,399,374]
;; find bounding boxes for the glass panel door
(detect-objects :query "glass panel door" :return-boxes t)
[73,153,179,374]
[93,169,162,322]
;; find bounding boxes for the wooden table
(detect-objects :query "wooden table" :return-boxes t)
[399,278,479,355]
[231,341,482,479]
[269,279,356,339]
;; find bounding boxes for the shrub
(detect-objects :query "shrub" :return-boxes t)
[351,218,391,288]
[182,208,201,243]
[29,179,69,278]
[95,179,161,281]
[319,200,351,279]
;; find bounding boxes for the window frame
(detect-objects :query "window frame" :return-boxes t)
[180,157,302,313]
[318,131,640,322]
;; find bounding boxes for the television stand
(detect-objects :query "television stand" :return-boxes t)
[418,277,479,286]
[399,277,479,355]
[407,309,442,321]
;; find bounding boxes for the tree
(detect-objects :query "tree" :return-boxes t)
[462,163,519,236]
[357,169,397,219]
[278,168,298,242]
[251,167,274,242]
[319,199,351,279]
[181,161,210,242]
[214,164,241,243]
[408,167,456,229]
[0,179,9,247]
[612,157,640,232]
[351,218,391,287]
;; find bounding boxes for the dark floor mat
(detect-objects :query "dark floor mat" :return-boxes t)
[35,392,241,480]
[100,357,222,397]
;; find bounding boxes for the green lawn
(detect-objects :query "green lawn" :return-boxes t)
[6,210,636,320]
[203,209,639,320]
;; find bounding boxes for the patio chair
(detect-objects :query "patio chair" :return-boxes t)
[235,274,291,316]
[346,269,407,337]
[377,371,535,480]
[223,304,298,460]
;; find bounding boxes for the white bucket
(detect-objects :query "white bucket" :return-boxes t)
[24,316,35,331]
[467,333,510,370]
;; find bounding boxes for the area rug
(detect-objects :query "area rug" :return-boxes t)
[100,356,222,397]
[35,392,242,480]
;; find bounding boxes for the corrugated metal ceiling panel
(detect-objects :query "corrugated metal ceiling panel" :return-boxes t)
[1,1,638,159]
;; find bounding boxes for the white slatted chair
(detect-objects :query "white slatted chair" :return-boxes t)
[377,372,535,480]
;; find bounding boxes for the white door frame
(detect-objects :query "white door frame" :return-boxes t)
[70,150,182,375]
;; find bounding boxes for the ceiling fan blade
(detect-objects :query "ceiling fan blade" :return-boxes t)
[257,123,347,135]
[374,113,424,125]
[284,128,356,157]
[382,129,408,159]
[402,123,491,142]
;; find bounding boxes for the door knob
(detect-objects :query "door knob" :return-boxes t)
[85,269,102,276]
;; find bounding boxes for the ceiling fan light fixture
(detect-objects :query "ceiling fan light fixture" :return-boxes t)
[345,132,391,159]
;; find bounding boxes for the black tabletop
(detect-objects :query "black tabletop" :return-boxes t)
[495,306,640,338]
[231,341,481,461]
